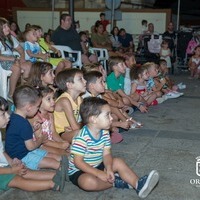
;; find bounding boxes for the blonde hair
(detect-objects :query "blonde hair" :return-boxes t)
[143,62,157,71]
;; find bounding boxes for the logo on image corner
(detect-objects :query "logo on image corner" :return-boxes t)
[196,156,200,177]
[190,157,200,187]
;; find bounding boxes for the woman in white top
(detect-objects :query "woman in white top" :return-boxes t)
[110,26,122,51]
[0,17,31,100]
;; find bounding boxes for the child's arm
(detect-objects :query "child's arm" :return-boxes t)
[26,49,48,61]
[80,42,88,55]
[59,98,80,130]
[153,78,167,91]
[25,133,48,151]
[0,152,27,176]
[73,154,108,182]
[117,89,139,107]
[103,148,115,183]
[130,82,137,95]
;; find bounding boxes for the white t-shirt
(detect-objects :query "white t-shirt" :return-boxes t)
[0,131,9,167]
[124,67,131,95]
[0,35,19,56]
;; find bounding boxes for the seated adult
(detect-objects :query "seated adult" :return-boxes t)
[110,26,122,51]
[162,22,176,53]
[118,28,134,53]
[91,21,119,57]
[51,13,91,64]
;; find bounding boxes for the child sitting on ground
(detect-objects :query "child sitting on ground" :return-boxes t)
[68,97,159,198]
[0,96,65,192]
[158,59,186,90]
[54,68,86,143]
[30,86,70,155]
[145,62,182,100]
[5,85,66,173]
[82,63,141,129]
[124,52,137,95]
[188,45,200,79]
[106,56,148,113]
[130,65,158,106]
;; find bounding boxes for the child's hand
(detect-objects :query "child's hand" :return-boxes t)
[117,99,125,108]
[119,121,130,130]
[11,163,27,176]
[64,126,73,132]
[139,104,148,113]
[41,53,49,61]
[97,170,109,182]
[61,141,70,150]
[11,158,22,166]
[160,78,167,85]
[40,133,48,143]
[32,119,43,132]
[106,169,115,184]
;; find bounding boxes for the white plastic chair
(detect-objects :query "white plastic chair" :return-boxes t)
[52,45,82,69]
[92,48,109,73]
[0,65,12,100]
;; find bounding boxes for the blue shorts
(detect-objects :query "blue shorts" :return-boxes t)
[21,149,47,170]
[0,166,16,191]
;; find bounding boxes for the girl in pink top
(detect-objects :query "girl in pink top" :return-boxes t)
[31,87,69,155]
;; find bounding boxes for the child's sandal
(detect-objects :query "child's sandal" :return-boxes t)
[52,171,63,192]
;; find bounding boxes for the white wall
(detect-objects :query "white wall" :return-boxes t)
[17,10,167,34]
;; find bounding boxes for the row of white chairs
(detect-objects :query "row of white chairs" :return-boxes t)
[0,45,109,100]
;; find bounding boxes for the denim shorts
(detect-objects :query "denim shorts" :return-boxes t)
[21,149,47,170]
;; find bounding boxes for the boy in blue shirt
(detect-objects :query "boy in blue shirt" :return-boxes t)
[0,96,65,192]
[68,97,159,198]
[5,85,66,173]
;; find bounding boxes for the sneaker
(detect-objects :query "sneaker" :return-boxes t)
[136,170,159,198]
[156,96,166,104]
[165,92,181,99]
[178,84,186,89]
[114,175,131,189]
[125,106,134,115]
[173,91,184,96]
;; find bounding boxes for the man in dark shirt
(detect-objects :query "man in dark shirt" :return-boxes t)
[52,14,92,64]
[118,28,134,53]
[162,22,176,52]
[51,13,82,51]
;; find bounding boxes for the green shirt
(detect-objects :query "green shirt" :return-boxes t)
[106,72,124,92]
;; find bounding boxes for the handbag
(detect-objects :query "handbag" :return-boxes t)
[49,52,61,58]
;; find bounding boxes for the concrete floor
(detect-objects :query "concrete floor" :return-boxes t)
[1,71,200,200]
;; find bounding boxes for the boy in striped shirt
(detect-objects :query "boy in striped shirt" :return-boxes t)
[68,97,159,198]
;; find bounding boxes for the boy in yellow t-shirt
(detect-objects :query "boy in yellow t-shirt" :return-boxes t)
[54,68,86,143]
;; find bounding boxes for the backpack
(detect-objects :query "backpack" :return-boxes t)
[186,39,198,55]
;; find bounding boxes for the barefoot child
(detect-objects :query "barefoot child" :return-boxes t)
[68,97,159,198]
